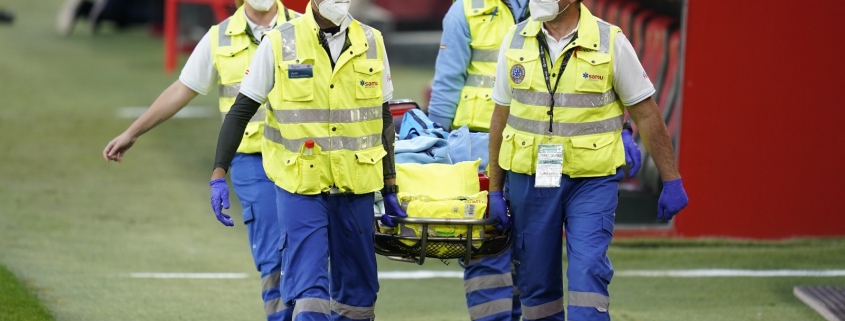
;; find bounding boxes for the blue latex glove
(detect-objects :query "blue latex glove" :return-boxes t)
[621,129,641,177]
[380,193,407,227]
[210,178,233,226]
[657,178,688,220]
[489,191,510,231]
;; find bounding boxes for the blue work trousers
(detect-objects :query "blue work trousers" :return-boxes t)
[508,169,622,321]
[276,188,379,321]
[463,248,521,321]
[230,153,290,321]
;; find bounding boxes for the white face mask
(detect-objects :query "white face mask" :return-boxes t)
[316,0,351,26]
[529,0,570,22]
[245,0,275,12]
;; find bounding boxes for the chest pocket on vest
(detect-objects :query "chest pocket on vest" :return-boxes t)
[505,50,538,90]
[280,60,315,102]
[353,60,384,100]
[466,6,500,47]
[216,44,250,85]
[574,51,612,93]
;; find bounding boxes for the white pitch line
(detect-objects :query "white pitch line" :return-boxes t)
[615,269,845,277]
[116,106,216,119]
[123,269,845,280]
[127,273,250,279]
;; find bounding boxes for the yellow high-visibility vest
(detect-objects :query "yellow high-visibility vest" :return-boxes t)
[209,1,298,154]
[453,0,516,132]
[262,6,387,195]
[499,3,625,178]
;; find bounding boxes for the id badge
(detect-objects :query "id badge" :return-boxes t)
[535,144,563,188]
[288,64,313,79]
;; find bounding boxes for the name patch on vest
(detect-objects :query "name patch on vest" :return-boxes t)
[510,64,526,84]
[288,64,313,79]
[582,72,604,81]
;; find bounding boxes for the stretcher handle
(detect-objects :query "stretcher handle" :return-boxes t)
[373,214,502,226]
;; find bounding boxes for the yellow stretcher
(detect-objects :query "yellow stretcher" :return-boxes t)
[373,160,512,265]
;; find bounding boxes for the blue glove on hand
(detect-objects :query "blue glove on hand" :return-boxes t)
[489,191,511,231]
[380,193,407,227]
[210,178,233,226]
[657,178,688,220]
[621,129,642,177]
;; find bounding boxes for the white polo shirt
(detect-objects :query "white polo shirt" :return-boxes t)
[179,11,278,95]
[492,24,655,107]
[239,16,394,104]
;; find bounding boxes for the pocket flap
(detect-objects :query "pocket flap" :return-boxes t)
[283,152,299,166]
[576,50,611,65]
[355,147,387,164]
[571,134,614,150]
[475,88,493,101]
[353,60,384,75]
[466,4,497,17]
[514,132,534,148]
[216,43,249,57]
[505,49,539,63]
[279,57,315,69]
[502,127,516,141]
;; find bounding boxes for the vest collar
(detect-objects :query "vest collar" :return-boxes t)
[519,3,601,49]
[225,0,286,36]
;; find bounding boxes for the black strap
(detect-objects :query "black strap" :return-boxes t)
[284,8,291,22]
[537,30,578,133]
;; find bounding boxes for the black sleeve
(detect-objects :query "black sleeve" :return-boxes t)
[213,94,261,171]
[381,101,397,180]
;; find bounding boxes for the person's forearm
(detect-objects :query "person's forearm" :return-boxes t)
[488,104,509,192]
[125,80,198,138]
[627,97,681,181]
[381,101,397,181]
[212,93,261,174]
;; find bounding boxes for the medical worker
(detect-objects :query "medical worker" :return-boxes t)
[208,0,399,320]
[424,0,641,320]
[487,0,688,320]
[103,1,298,320]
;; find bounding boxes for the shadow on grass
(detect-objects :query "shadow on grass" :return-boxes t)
[0,263,54,321]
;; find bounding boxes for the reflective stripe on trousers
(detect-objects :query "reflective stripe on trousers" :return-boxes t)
[463,248,521,321]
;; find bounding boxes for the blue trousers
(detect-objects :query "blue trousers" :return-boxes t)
[463,248,521,321]
[230,153,290,321]
[508,169,622,321]
[276,188,379,321]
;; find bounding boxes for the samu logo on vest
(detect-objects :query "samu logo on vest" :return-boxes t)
[582,72,604,81]
[360,80,379,87]
[510,64,526,84]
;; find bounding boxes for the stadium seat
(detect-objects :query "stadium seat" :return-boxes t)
[630,9,655,57]
[602,0,624,26]
[663,30,682,147]
[588,0,608,21]
[617,1,640,34]
[641,16,674,99]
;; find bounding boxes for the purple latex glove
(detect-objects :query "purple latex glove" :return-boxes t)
[489,191,510,231]
[657,178,688,220]
[210,178,233,226]
[621,129,642,177]
[380,193,407,227]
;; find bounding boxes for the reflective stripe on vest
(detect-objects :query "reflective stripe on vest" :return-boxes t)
[465,74,495,88]
[221,107,267,122]
[219,83,240,98]
[522,297,564,320]
[263,127,381,152]
[272,106,382,124]
[331,300,375,320]
[507,114,623,137]
[471,48,498,63]
[292,298,331,319]
[511,88,618,107]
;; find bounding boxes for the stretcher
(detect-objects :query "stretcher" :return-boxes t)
[372,100,513,265]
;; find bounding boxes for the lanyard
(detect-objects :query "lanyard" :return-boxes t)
[537,31,578,133]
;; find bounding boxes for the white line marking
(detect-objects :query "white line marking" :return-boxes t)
[123,269,845,280]
[378,271,464,279]
[615,269,845,277]
[116,106,216,119]
[127,273,250,279]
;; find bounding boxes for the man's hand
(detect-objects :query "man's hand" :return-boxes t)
[657,178,688,220]
[621,129,641,177]
[488,191,510,230]
[103,132,137,162]
[210,178,233,226]
[379,192,407,227]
